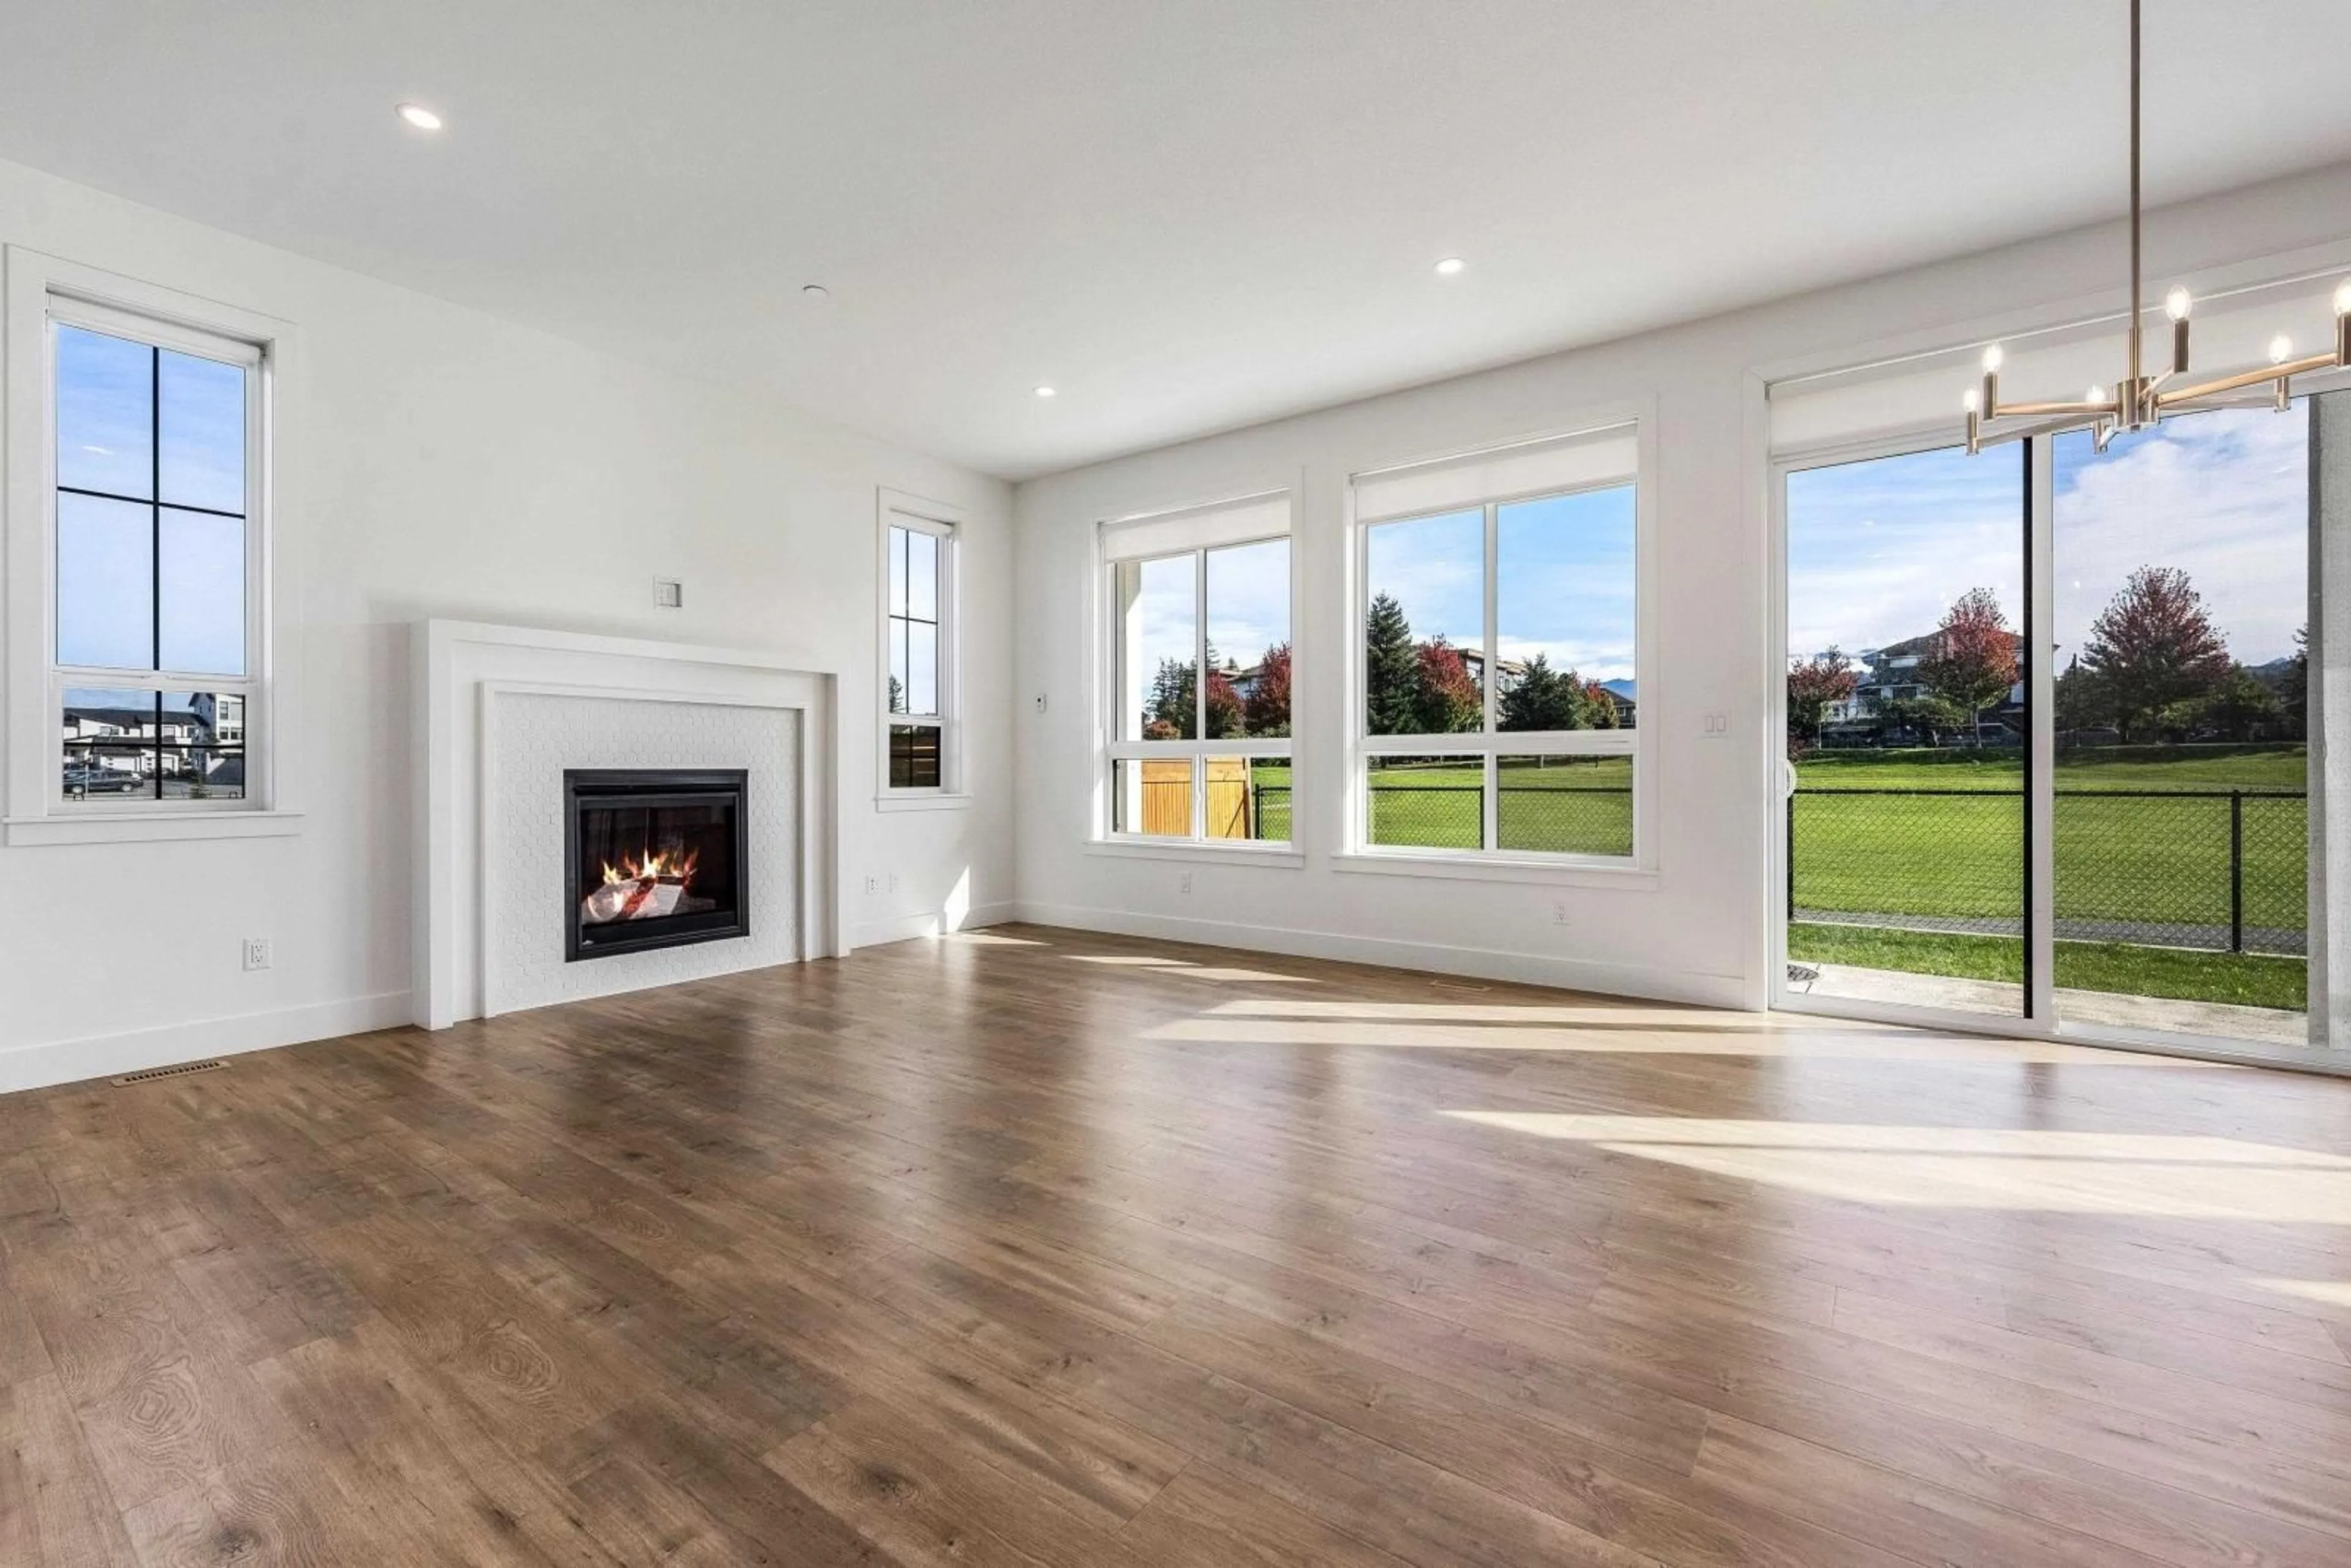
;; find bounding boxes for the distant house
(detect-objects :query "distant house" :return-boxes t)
[1817,631,2022,746]
[61,696,244,781]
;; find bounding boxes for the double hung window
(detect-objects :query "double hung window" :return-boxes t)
[1353,424,1641,862]
[1103,493,1293,845]
[883,506,956,792]
[47,299,261,810]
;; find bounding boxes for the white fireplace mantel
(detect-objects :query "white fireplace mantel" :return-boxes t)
[414,619,843,1029]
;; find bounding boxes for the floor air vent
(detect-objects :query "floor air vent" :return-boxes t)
[112,1059,229,1087]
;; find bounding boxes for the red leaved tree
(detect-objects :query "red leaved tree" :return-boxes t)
[1243,642,1291,737]
[2080,566,2229,740]
[1918,588,2019,748]
[1413,639,1482,733]
[1786,649,1859,751]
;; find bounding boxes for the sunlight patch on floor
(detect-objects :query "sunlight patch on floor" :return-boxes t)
[1441,1112,2351,1221]
[942,931,1049,947]
[1067,955,1318,984]
[1150,1008,2203,1063]
[2250,1278,2351,1308]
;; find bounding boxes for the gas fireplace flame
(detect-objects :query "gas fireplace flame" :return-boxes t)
[582,842,705,927]
[600,846,699,886]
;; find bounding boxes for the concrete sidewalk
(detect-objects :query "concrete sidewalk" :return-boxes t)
[1795,962,2310,1047]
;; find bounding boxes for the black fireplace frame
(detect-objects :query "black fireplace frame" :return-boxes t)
[563,768,750,963]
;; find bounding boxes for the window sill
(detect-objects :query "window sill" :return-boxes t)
[1085,837,1305,868]
[874,791,972,814]
[5,809,305,847]
[1330,849,1656,889]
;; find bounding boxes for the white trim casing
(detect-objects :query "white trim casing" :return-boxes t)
[413,618,846,1030]
[876,486,964,802]
[4,246,295,846]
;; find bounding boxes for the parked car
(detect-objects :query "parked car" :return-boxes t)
[62,765,142,794]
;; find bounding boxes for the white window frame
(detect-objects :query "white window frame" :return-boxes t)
[1341,417,1656,877]
[874,488,965,808]
[1095,491,1299,859]
[4,247,296,846]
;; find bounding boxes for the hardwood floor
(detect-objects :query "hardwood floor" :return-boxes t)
[5,923,2351,1565]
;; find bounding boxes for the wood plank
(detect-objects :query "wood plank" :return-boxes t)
[0,921,2345,1565]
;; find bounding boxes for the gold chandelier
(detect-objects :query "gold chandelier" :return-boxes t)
[1965,0,2351,454]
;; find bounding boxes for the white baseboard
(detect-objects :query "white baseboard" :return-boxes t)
[1006,901,1747,1010]
[847,900,1019,952]
[0,990,413,1096]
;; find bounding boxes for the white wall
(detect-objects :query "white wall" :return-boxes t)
[0,155,1013,1089]
[1011,163,2351,1008]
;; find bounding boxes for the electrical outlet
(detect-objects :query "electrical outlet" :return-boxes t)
[242,937,272,972]
[653,577,684,609]
[1552,901,1571,925]
[863,876,879,895]
[1034,693,1048,713]
[1179,871,1193,895]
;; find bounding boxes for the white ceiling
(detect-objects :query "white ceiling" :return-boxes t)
[2,1,2347,479]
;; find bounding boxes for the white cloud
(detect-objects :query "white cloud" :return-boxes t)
[2053,410,2306,666]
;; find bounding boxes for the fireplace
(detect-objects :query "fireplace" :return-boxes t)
[563,769,749,962]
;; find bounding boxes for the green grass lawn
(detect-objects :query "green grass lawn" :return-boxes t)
[1793,745,2307,936]
[1351,756,1632,855]
[1787,921,2307,1013]
[1253,743,2308,1013]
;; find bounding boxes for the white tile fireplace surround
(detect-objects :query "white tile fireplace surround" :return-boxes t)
[415,620,841,1029]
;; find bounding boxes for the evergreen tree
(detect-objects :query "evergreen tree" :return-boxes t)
[1499,653,1584,732]
[1143,657,1195,740]
[1364,593,1419,735]
[2202,664,2284,741]
[2053,655,2114,737]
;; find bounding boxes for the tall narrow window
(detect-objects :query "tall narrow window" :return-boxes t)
[882,507,956,791]
[50,307,260,806]
[1352,426,1641,862]
[1103,493,1292,846]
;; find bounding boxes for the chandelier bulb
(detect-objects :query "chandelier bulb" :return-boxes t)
[2269,334,2293,365]
[2335,279,2351,317]
[2164,287,2192,321]
[2087,384,2107,404]
[1963,388,1980,413]
[1981,345,2003,373]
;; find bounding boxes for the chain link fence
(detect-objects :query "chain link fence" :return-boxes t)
[1790,787,2306,955]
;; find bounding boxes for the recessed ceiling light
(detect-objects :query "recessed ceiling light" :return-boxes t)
[396,103,444,131]
[801,283,830,300]
[1434,257,1466,276]
[1033,385,1057,399]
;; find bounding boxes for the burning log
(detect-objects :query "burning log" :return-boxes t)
[582,877,688,925]
[582,844,701,925]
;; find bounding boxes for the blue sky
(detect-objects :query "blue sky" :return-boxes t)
[1366,486,1637,683]
[54,323,247,677]
[1788,408,2306,669]
[1126,538,1292,676]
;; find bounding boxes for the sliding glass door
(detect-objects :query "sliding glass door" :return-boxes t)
[1780,399,2331,1060]
[2050,407,2310,1046]
[1783,443,2029,1018]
